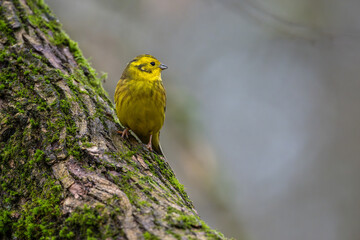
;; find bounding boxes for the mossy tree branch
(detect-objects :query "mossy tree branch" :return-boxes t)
[0,0,226,239]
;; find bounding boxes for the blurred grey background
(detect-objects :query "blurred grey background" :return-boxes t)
[46,0,360,239]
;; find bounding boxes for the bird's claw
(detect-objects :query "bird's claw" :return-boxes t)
[146,142,153,151]
[146,134,153,151]
[118,128,129,138]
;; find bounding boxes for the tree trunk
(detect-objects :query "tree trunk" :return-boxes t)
[0,1,227,239]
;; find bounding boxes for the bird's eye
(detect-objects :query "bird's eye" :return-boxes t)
[150,62,155,66]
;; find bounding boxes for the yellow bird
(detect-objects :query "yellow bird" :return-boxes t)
[114,54,167,154]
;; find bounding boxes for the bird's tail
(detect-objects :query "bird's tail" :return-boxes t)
[152,132,163,155]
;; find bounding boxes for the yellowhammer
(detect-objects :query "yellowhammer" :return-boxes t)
[114,54,167,154]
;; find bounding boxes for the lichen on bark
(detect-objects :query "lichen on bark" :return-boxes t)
[0,0,227,239]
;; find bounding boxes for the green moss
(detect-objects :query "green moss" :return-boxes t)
[59,99,70,114]
[29,118,39,128]
[201,220,226,239]
[137,200,151,207]
[165,230,181,240]
[13,191,62,239]
[166,206,201,230]
[110,171,139,204]
[0,120,63,238]
[23,0,110,100]
[149,154,192,205]
[59,227,74,239]
[59,204,124,239]
[0,50,65,237]
[171,214,201,230]
[0,49,7,62]
[0,210,12,237]
[0,18,16,45]
[82,141,94,148]
[36,100,48,111]
[0,148,64,239]
[28,149,44,166]
[139,175,156,186]
[165,207,225,239]
[143,231,160,240]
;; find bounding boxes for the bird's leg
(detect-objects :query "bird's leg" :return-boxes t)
[146,135,153,151]
[117,128,129,138]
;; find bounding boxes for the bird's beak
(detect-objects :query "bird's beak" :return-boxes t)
[159,63,168,70]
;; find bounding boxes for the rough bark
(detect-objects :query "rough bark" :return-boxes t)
[0,0,227,239]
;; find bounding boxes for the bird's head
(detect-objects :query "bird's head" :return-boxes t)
[123,54,167,81]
